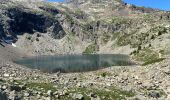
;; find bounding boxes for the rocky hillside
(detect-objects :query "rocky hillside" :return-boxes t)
[0,0,170,64]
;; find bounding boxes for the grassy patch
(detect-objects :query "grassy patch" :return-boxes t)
[132,48,165,65]
[26,82,57,92]
[111,17,131,25]
[97,71,112,77]
[0,79,6,85]
[63,87,135,100]
[133,48,159,62]
[116,34,131,46]
[83,44,98,54]
[26,35,32,40]
[67,32,76,43]
[101,33,111,44]
[142,58,165,66]
[150,26,167,34]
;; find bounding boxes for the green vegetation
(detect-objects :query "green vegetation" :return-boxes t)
[150,26,167,34]
[140,88,167,98]
[132,48,165,65]
[38,2,57,10]
[116,25,169,48]
[135,48,159,62]
[101,33,111,44]
[159,49,165,55]
[83,44,98,54]
[97,71,112,77]
[26,35,32,40]
[31,9,54,18]
[74,9,85,18]
[116,34,131,46]
[142,58,165,66]
[111,32,121,40]
[61,87,135,100]
[111,17,131,25]
[0,79,6,85]
[133,48,158,62]
[64,12,75,23]
[67,32,76,43]
[26,82,57,92]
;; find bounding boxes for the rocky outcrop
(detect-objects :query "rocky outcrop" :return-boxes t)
[0,3,66,39]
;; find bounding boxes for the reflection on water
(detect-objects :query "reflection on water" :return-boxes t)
[0,92,7,100]
[15,54,134,73]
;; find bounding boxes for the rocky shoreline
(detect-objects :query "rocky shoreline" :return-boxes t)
[0,56,169,100]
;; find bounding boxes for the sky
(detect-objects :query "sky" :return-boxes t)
[48,0,64,2]
[47,0,170,11]
[124,0,170,11]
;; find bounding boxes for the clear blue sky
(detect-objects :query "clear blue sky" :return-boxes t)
[124,0,170,11]
[48,0,64,2]
[47,0,170,11]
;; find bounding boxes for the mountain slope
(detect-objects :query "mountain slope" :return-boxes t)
[0,0,170,62]
[0,0,170,100]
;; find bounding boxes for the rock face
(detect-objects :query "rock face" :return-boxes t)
[0,6,65,40]
[0,0,170,57]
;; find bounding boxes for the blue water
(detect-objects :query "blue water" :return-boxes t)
[15,54,134,73]
[0,92,7,100]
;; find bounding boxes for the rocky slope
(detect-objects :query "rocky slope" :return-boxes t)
[0,0,170,100]
[1,0,170,57]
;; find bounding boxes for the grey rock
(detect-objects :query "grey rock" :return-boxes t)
[47,90,53,96]
[9,91,17,100]
[24,92,30,97]
[14,96,21,100]
[132,94,148,100]
[10,85,22,92]
[148,90,161,98]
[90,93,97,98]
[3,73,9,77]
[76,82,81,87]
[58,89,68,96]
[73,93,84,100]
[2,85,7,90]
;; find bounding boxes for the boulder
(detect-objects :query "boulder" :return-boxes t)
[148,90,161,98]
[72,93,84,100]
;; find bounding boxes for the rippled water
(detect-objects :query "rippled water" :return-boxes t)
[0,92,7,100]
[15,54,134,73]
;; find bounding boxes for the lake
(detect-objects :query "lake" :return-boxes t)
[14,54,134,73]
[0,92,7,100]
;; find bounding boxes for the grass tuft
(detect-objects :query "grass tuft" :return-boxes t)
[142,58,165,66]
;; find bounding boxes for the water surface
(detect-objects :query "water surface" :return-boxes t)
[0,92,7,100]
[15,54,134,73]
